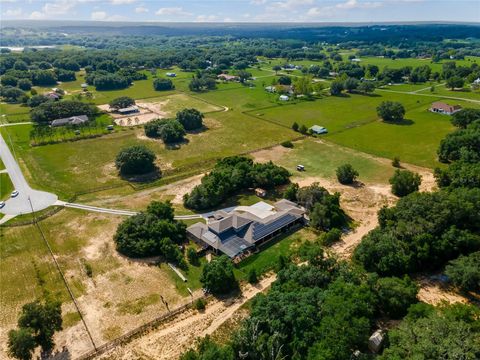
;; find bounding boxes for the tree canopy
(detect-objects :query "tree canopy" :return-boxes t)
[115,145,156,175]
[109,96,135,110]
[114,201,186,262]
[200,255,238,295]
[377,101,406,122]
[176,108,204,131]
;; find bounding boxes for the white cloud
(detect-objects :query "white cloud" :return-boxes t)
[135,6,148,13]
[0,0,18,3]
[110,0,137,4]
[91,11,107,20]
[274,0,314,10]
[4,8,22,16]
[250,0,267,4]
[43,0,76,15]
[29,11,46,19]
[155,7,191,16]
[196,14,218,22]
[336,0,382,10]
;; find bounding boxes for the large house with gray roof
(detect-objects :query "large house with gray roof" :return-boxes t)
[187,200,305,259]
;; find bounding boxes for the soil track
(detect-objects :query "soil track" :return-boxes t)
[97,275,276,359]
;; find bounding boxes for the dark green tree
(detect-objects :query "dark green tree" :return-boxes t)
[377,101,406,122]
[200,256,237,295]
[389,169,422,197]
[115,145,156,175]
[176,108,204,131]
[336,164,359,184]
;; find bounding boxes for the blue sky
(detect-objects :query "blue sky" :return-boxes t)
[1,0,479,23]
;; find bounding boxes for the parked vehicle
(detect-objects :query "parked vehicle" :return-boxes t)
[11,190,19,198]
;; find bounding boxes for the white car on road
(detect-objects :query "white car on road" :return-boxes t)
[11,190,19,198]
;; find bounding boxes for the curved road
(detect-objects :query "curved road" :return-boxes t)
[0,132,58,218]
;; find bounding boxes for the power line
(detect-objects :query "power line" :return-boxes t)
[27,196,97,352]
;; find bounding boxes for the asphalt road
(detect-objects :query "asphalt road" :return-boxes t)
[0,132,58,216]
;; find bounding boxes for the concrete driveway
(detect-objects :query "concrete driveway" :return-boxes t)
[0,132,58,216]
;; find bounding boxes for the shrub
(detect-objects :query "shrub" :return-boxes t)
[336,164,359,184]
[115,145,156,175]
[299,124,308,134]
[281,140,294,148]
[248,268,258,284]
[377,101,406,122]
[321,228,342,245]
[283,183,299,201]
[392,156,401,168]
[200,255,238,295]
[153,78,174,91]
[187,247,199,266]
[389,169,422,197]
[451,108,480,129]
[292,122,299,131]
[176,108,204,131]
[194,298,206,311]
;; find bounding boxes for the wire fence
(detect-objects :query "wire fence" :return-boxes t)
[74,294,205,360]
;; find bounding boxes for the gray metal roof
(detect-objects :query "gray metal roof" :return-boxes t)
[51,115,88,127]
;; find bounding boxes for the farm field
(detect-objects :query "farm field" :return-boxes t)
[1,106,294,198]
[0,208,198,358]
[253,139,396,184]
[417,85,480,100]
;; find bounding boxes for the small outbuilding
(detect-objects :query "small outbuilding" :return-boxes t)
[255,188,267,198]
[368,330,385,353]
[166,72,176,77]
[309,125,328,134]
[117,106,139,115]
[279,95,289,101]
[217,74,239,81]
[430,101,462,115]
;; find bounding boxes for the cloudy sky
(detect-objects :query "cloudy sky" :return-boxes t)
[1,0,479,23]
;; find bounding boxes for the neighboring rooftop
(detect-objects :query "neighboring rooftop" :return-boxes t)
[51,115,88,127]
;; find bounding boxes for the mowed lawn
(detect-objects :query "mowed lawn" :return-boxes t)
[256,91,433,133]
[327,102,466,168]
[1,109,294,198]
[0,173,14,200]
[262,139,396,184]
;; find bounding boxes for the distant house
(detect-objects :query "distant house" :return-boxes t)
[51,115,88,127]
[166,72,176,77]
[255,188,267,198]
[187,200,305,259]
[472,78,480,86]
[81,83,88,89]
[117,105,139,115]
[351,58,361,62]
[329,71,339,77]
[279,95,289,101]
[309,125,328,134]
[430,101,462,115]
[217,74,239,81]
[45,92,60,101]
[265,85,276,93]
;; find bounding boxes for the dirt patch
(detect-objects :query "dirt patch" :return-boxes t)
[416,276,468,305]
[97,274,276,360]
[137,100,169,117]
[252,145,292,164]
[114,113,159,126]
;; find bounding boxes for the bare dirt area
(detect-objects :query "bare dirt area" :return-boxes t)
[97,274,276,360]
[253,145,292,164]
[36,211,193,359]
[296,176,396,258]
[416,276,469,305]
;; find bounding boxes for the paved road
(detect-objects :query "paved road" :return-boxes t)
[0,132,58,216]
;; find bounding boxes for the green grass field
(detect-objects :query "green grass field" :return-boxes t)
[1,107,294,198]
[264,139,396,184]
[0,173,14,200]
